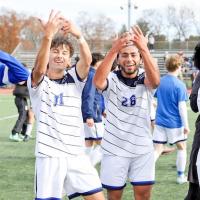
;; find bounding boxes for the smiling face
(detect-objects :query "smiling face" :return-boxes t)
[49,44,71,72]
[117,45,141,78]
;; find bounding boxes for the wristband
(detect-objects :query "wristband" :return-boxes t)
[77,35,85,44]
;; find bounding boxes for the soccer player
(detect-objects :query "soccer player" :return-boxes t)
[153,54,190,184]
[82,52,105,166]
[185,42,200,200]
[0,50,29,86]
[94,26,160,200]
[27,11,105,200]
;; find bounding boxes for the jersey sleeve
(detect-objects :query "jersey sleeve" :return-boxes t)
[0,50,29,85]
[177,83,188,102]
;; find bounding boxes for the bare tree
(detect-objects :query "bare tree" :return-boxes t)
[136,18,150,36]
[76,11,115,52]
[166,6,195,41]
[141,9,164,36]
[20,16,43,49]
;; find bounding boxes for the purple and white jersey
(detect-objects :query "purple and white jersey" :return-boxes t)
[28,67,86,157]
[101,68,154,158]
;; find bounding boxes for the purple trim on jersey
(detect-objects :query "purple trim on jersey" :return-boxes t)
[74,64,84,82]
[102,78,109,92]
[153,140,167,144]
[169,138,187,145]
[68,187,103,199]
[35,198,61,200]
[131,181,155,186]
[102,183,126,190]
[85,137,102,141]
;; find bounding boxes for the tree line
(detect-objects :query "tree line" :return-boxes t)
[0,5,200,53]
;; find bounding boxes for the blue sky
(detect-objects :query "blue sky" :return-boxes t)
[0,0,199,30]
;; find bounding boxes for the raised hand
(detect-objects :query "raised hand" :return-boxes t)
[86,118,94,127]
[38,10,64,39]
[110,32,132,53]
[130,25,148,52]
[60,20,82,39]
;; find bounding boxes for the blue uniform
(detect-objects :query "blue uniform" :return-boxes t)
[0,50,29,86]
[155,74,188,128]
[81,67,105,123]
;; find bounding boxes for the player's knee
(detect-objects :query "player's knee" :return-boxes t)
[176,141,186,150]
[107,190,123,200]
[134,186,152,200]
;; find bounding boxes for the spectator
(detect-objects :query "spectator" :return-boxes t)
[148,33,155,52]
[185,42,200,200]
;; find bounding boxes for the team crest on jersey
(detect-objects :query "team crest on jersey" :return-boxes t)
[54,93,64,106]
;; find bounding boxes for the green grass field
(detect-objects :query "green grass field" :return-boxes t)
[0,94,198,200]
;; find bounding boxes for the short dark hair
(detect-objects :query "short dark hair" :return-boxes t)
[193,42,200,70]
[50,36,74,57]
[91,52,104,66]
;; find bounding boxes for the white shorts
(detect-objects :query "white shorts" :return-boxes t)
[100,152,155,189]
[35,155,102,199]
[150,101,156,121]
[153,125,187,145]
[84,122,105,140]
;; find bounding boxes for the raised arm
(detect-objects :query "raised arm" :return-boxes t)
[131,25,160,88]
[32,11,64,86]
[93,34,130,90]
[61,20,92,80]
[0,50,29,85]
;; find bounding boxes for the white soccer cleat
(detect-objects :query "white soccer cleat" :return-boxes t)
[9,133,23,142]
[177,175,187,184]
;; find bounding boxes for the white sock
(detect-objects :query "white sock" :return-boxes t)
[85,146,94,158]
[154,150,160,163]
[176,149,187,176]
[90,145,102,166]
[25,124,33,136]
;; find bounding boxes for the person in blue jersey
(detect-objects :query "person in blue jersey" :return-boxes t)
[0,50,29,86]
[153,54,190,184]
[27,10,105,200]
[82,52,106,166]
[185,42,200,200]
[94,26,160,200]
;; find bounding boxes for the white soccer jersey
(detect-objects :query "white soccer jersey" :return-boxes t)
[102,68,154,158]
[27,67,85,157]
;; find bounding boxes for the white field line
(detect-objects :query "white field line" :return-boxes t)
[0,114,17,121]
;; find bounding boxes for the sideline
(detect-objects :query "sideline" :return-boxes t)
[0,114,17,121]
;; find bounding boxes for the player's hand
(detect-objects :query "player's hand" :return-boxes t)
[110,32,132,54]
[38,10,64,39]
[60,20,82,39]
[102,112,107,118]
[86,118,94,127]
[184,127,190,135]
[130,25,149,52]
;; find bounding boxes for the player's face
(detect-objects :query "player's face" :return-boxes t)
[118,45,141,77]
[49,45,71,71]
